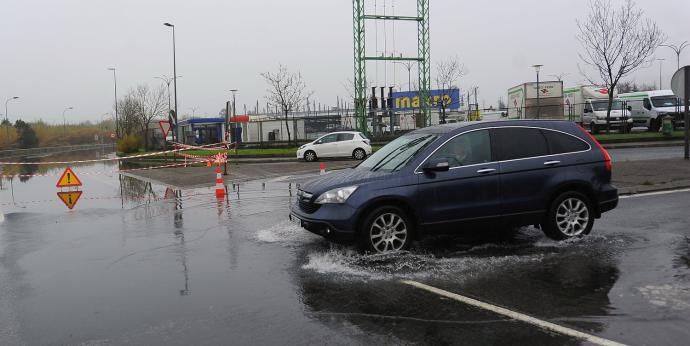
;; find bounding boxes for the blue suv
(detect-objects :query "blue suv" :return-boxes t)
[290,120,618,253]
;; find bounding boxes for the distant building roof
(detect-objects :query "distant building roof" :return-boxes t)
[179,117,225,126]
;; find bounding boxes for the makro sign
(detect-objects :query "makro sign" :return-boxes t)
[391,89,461,111]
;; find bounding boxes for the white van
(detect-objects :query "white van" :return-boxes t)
[618,90,684,131]
[563,86,632,133]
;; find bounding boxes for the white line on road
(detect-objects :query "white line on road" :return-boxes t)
[401,280,626,346]
[620,188,690,199]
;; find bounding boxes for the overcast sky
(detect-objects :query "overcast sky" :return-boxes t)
[1,0,689,124]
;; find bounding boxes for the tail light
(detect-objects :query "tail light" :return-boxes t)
[578,125,612,172]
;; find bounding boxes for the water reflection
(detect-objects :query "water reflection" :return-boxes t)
[294,230,621,344]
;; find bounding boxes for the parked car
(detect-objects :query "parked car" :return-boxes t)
[296,131,372,162]
[290,120,618,253]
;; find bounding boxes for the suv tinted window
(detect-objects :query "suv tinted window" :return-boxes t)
[429,130,492,168]
[337,133,354,141]
[542,129,589,154]
[493,127,548,161]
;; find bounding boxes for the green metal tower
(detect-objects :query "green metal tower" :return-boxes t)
[352,0,430,133]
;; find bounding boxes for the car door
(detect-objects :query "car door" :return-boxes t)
[417,129,501,233]
[491,127,558,224]
[314,133,339,157]
[336,133,356,157]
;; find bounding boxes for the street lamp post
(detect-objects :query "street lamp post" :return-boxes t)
[163,23,179,144]
[661,41,689,71]
[532,64,543,119]
[656,58,665,89]
[62,107,73,135]
[107,68,119,139]
[4,96,19,145]
[393,61,413,92]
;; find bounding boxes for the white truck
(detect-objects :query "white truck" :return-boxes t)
[508,81,564,120]
[563,85,632,134]
[618,90,684,131]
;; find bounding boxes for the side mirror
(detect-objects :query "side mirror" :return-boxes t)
[423,158,450,173]
[627,106,632,111]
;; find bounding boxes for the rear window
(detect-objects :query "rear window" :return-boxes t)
[492,127,548,161]
[338,133,354,141]
[541,129,589,154]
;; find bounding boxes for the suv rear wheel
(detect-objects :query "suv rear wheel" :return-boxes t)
[359,206,412,253]
[542,191,594,240]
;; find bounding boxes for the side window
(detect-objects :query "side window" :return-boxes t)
[338,133,355,141]
[643,98,652,110]
[318,134,338,144]
[584,103,593,113]
[541,129,590,154]
[493,127,549,161]
[428,130,492,168]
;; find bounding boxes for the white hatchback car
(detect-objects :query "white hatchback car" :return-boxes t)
[297,131,372,161]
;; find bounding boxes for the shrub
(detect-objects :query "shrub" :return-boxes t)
[117,134,143,154]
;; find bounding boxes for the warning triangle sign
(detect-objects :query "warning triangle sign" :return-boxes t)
[57,191,83,210]
[159,120,171,137]
[56,167,82,187]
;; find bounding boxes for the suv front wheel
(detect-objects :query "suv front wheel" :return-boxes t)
[542,191,594,240]
[359,206,413,253]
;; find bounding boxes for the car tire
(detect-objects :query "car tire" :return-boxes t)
[542,191,595,241]
[649,118,660,132]
[304,150,317,162]
[353,148,366,160]
[359,206,413,253]
[590,122,599,134]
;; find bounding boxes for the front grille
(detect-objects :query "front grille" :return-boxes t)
[297,189,321,214]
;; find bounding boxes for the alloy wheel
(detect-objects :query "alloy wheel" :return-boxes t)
[555,198,590,236]
[369,213,408,253]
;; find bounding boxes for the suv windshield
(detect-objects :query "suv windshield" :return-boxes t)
[591,100,623,111]
[651,96,679,108]
[358,133,438,172]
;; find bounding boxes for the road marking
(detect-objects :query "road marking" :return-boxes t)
[401,280,626,346]
[620,188,690,199]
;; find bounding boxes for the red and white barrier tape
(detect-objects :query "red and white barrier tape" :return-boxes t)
[0,142,228,165]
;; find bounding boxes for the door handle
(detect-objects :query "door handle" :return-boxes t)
[544,160,561,166]
[477,168,496,174]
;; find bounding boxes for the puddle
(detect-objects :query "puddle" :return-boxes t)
[637,284,690,310]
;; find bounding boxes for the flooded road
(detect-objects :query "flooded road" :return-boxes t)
[1,151,690,345]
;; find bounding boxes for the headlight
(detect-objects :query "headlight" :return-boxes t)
[314,186,358,204]
[298,145,305,150]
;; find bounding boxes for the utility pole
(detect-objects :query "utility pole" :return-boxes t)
[62,107,73,135]
[4,96,19,146]
[107,68,118,138]
[533,64,543,119]
[163,23,179,144]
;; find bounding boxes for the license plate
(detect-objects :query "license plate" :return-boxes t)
[289,213,303,227]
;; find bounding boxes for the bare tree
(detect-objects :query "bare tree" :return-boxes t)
[117,91,141,137]
[577,0,665,132]
[261,65,312,143]
[134,84,168,149]
[434,56,466,124]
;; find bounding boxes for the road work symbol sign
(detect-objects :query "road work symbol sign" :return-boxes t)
[159,120,171,137]
[56,167,82,187]
[57,191,83,210]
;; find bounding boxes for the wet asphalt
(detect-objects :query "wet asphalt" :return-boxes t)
[1,152,690,345]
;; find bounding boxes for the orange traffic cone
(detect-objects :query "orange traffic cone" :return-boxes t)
[215,167,225,198]
[319,163,326,175]
[207,159,211,167]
